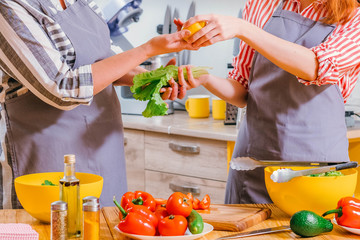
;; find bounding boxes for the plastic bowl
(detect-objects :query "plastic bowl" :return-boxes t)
[264,166,357,216]
[15,172,103,223]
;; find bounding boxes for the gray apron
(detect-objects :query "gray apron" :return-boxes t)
[3,0,127,207]
[225,1,348,204]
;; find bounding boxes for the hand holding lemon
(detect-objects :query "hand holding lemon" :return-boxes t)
[182,21,206,41]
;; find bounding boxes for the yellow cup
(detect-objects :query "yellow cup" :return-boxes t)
[212,98,226,120]
[185,95,210,118]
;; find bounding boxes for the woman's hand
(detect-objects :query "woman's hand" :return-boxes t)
[183,14,242,47]
[143,30,199,57]
[160,65,208,101]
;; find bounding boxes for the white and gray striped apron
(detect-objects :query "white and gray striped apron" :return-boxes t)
[2,0,127,207]
[225,1,348,204]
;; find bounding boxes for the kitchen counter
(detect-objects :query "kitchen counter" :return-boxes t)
[122,111,360,141]
[1,204,359,239]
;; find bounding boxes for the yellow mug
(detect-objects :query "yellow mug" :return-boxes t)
[212,98,226,120]
[185,95,210,118]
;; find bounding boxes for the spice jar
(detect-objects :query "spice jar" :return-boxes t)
[51,201,68,240]
[83,200,100,240]
[82,196,100,205]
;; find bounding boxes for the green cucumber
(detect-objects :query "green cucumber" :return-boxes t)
[187,209,204,234]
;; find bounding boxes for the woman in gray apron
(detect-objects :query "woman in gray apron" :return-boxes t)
[170,0,360,203]
[0,0,196,208]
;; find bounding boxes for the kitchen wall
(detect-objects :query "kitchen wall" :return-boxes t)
[119,0,360,112]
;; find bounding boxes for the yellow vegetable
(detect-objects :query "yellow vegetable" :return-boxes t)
[183,21,206,40]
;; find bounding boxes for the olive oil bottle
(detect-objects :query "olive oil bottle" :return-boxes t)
[60,154,81,238]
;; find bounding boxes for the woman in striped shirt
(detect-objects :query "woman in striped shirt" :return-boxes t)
[174,0,360,203]
[0,0,196,209]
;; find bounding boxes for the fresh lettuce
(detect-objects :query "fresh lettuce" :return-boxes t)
[131,65,210,118]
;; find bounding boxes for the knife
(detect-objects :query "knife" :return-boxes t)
[162,5,171,34]
[181,1,196,65]
[215,225,291,239]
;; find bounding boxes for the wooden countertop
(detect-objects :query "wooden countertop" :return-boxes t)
[122,111,360,141]
[2,204,359,239]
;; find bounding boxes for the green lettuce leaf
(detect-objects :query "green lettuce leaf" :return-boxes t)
[131,65,211,118]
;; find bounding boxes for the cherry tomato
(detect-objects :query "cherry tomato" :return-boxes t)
[155,198,167,207]
[166,192,193,217]
[158,215,188,236]
[155,205,169,221]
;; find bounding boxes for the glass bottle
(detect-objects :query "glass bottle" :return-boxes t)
[59,154,81,238]
[83,201,100,240]
[51,201,68,240]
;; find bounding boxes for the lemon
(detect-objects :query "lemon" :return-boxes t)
[183,21,206,40]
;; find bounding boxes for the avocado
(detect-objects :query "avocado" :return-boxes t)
[290,210,333,237]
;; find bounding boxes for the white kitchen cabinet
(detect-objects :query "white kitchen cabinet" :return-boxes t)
[124,129,228,204]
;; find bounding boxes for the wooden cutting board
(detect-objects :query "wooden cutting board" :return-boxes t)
[102,204,271,235]
[196,204,271,232]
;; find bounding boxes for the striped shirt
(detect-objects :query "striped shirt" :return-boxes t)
[0,0,123,110]
[228,0,360,103]
[0,0,119,209]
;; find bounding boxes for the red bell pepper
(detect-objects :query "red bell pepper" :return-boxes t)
[113,196,156,236]
[114,196,158,228]
[120,191,156,212]
[322,196,360,228]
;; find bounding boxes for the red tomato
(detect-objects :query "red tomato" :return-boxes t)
[192,198,200,210]
[186,192,194,204]
[155,198,167,207]
[199,194,211,210]
[158,215,188,236]
[166,192,193,217]
[155,205,169,221]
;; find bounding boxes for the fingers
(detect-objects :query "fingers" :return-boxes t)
[177,67,187,99]
[187,23,218,46]
[178,67,186,86]
[182,15,211,29]
[197,34,223,48]
[178,84,187,99]
[160,87,172,100]
[174,18,184,31]
[185,65,197,88]
[178,29,191,40]
[168,78,178,100]
[166,57,177,66]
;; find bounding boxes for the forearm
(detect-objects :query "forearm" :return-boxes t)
[202,75,248,108]
[113,66,147,86]
[237,19,318,81]
[92,44,151,94]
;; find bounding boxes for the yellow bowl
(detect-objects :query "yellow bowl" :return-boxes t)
[265,166,357,216]
[15,172,103,223]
